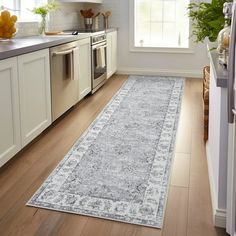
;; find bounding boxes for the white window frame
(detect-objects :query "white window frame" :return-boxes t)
[129,0,194,54]
[1,0,47,22]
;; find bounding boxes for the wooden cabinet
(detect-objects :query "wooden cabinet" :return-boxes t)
[0,57,21,167]
[107,31,117,79]
[0,49,51,167]
[77,37,92,101]
[18,49,51,147]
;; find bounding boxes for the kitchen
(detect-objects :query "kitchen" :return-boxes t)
[0,0,235,236]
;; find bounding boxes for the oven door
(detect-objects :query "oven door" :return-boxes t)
[92,42,107,91]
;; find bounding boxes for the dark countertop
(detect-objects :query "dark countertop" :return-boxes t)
[207,45,228,88]
[0,34,90,60]
[0,28,117,61]
[105,28,117,33]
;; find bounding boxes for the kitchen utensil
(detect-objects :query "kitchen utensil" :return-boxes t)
[102,11,111,29]
[80,9,94,18]
[93,12,100,18]
[105,11,111,17]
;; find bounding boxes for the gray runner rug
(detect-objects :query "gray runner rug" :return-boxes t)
[27,75,185,228]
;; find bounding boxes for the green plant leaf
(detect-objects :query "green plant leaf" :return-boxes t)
[31,0,58,17]
[187,0,232,42]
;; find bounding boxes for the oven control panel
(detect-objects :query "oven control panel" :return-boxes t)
[92,34,106,45]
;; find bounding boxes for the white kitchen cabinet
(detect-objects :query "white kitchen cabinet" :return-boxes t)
[77,37,92,101]
[0,57,21,167]
[107,30,117,79]
[18,49,51,147]
[206,50,228,227]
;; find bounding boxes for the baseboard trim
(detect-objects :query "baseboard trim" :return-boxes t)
[117,67,203,78]
[206,141,227,228]
[215,209,227,228]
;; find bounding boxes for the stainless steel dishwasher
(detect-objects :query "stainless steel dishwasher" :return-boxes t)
[50,41,80,121]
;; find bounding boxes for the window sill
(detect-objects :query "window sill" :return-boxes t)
[129,46,194,54]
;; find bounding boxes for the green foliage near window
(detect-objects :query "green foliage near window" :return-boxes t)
[188,0,230,42]
[31,0,57,17]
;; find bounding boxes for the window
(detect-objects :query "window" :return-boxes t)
[1,0,47,21]
[130,0,190,51]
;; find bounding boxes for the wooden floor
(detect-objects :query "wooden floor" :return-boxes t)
[0,75,228,236]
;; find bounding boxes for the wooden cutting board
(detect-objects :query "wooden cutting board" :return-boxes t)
[45,31,62,35]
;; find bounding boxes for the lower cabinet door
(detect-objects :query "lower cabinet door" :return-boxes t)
[107,31,117,79]
[78,37,92,101]
[0,57,21,167]
[18,49,52,147]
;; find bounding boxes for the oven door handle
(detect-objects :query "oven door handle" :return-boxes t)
[92,43,107,50]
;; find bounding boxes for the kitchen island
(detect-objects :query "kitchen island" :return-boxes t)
[206,49,228,228]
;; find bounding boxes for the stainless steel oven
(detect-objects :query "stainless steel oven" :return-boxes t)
[61,30,107,93]
[91,33,107,93]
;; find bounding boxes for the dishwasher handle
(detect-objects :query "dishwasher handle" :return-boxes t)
[52,48,75,56]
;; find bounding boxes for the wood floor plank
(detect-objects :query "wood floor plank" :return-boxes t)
[187,131,216,236]
[0,158,64,235]
[135,226,162,236]
[33,211,66,236]
[175,80,193,154]
[56,214,89,236]
[190,78,205,133]
[162,186,188,236]
[80,218,113,236]
[171,153,191,187]
[109,222,138,236]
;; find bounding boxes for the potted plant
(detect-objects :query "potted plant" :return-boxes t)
[31,0,58,35]
[187,0,230,42]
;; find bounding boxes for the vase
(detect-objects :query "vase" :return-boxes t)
[39,15,47,35]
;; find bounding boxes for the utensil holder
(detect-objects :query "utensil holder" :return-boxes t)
[84,18,93,30]
[103,17,108,29]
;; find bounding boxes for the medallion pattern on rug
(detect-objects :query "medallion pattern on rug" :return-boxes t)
[27,75,185,228]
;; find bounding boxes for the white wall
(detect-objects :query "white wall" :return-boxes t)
[86,0,210,78]
[49,3,85,31]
